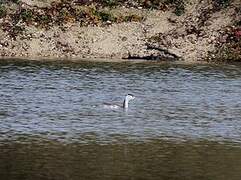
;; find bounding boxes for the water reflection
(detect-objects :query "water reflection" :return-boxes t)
[0,137,241,180]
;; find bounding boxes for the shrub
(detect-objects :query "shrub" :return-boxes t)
[102,0,118,7]
[123,14,143,22]
[95,10,116,22]
[0,0,19,4]
[0,5,6,18]
[10,0,19,3]
[20,9,33,22]
[140,0,162,9]
[212,0,231,9]
[214,28,241,61]
[35,14,53,27]
[164,0,186,16]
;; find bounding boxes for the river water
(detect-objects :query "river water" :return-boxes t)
[0,59,241,179]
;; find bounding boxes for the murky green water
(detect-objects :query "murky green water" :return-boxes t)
[1,59,241,179]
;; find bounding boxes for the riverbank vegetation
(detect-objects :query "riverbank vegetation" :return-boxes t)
[214,26,241,61]
[0,0,236,33]
[1,0,232,25]
[0,0,146,38]
[212,6,241,62]
[0,0,240,61]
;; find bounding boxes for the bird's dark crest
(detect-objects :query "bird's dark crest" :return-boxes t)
[127,94,134,97]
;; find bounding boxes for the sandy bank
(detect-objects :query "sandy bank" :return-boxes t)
[0,0,240,62]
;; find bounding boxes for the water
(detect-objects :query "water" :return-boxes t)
[0,59,241,179]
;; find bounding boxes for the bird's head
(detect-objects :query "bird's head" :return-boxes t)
[126,94,135,101]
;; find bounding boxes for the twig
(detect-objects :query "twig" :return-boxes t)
[146,43,180,59]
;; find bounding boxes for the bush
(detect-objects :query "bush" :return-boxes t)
[173,2,185,16]
[139,0,163,9]
[0,0,19,4]
[214,28,241,61]
[102,0,118,7]
[10,0,19,3]
[36,14,53,27]
[20,9,33,22]
[0,5,6,18]
[123,14,143,22]
[213,0,230,9]
[164,0,186,16]
[95,10,116,22]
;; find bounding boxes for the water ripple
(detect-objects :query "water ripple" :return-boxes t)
[0,60,241,144]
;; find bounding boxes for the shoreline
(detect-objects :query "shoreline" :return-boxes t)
[0,56,233,66]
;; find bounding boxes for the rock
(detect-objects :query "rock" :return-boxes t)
[187,35,197,44]
[167,17,177,24]
[106,21,112,25]
[219,35,227,43]
[210,36,216,41]
[121,36,127,41]
[205,21,212,26]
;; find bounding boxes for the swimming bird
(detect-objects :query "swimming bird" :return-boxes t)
[103,94,135,109]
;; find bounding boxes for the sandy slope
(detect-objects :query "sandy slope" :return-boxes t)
[0,0,240,61]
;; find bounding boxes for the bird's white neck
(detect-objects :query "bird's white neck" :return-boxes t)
[123,98,129,108]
